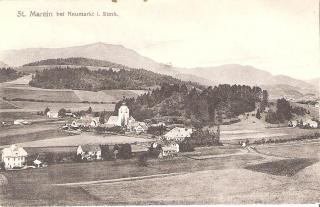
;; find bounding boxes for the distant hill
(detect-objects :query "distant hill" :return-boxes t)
[0,61,8,68]
[306,78,320,88]
[29,66,204,91]
[0,43,317,99]
[178,64,318,98]
[23,57,130,69]
[0,43,215,85]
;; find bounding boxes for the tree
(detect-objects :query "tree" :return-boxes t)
[99,111,106,124]
[58,108,67,117]
[276,98,292,122]
[87,106,93,114]
[256,109,261,119]
[44,107,50,115]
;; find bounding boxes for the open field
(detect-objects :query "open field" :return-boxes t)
[221,126,320,143]
[1,87,81,102]
[7,101,115,112]
[2,140,320,205]
[4,133,154,148]
[255,140,320,159]
[0,127,71,146]
[0,111,42,121]
[0,100,19,109]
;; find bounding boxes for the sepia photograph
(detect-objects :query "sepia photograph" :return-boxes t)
[0,0,319,206]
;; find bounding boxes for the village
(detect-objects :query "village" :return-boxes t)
[0,101,200,170]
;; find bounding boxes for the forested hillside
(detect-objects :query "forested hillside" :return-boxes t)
[24,57,129,69]
[29,67,203,90]
[0,68,24,83]
[114,83,268,127]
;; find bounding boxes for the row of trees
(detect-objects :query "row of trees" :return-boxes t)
[0,68,24,83]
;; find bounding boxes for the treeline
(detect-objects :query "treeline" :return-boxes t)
[115,83,267,126]
[24,57,129,69]
[0,68,24,83]
[29,67,202,90]
[265,98,308,124]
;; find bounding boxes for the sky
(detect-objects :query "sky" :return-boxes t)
[0,0,319,80]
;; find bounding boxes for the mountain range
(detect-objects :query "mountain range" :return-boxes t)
[0,42,318,99]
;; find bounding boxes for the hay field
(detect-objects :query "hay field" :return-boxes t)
[1,87,81,102]
[10,133,153,148]
[9,101,115,112]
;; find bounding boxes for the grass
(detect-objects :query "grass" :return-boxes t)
[0,111,41,121]
[245,158,318,177]
[1,87,81,102]
[13,133,154,148]
[0,100,19,109]
[8,101,115,112]
[0,128,71,146]
[256,140,320,159]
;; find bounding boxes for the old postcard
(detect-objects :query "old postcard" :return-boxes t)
[0,0,319,206]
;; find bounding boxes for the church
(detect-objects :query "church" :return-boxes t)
[106,102,131,127]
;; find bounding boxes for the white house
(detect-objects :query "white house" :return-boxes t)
[303,119,318,128]
[1,145,28,169]
[106,116,119,126]
[76,116,99,128]
[47,111,59,118]
[315,102,320,108]
[13,119,30,125]
[164,127,193,142]
[77,145,102,160]
[288,120,298,128]
[159,143,179,158]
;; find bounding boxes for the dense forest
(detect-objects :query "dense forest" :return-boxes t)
[0,68,24,83]
[265,98,307,124]
[29,67,202,90]
[114,83,268,127]
[24,57,129,69]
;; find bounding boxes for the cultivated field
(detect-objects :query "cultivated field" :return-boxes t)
[6,133,153,148]
[8,101,115,112]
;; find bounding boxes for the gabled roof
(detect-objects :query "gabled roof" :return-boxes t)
[107,116,118,124]
[2,145,28,157]
[164,127,192,138]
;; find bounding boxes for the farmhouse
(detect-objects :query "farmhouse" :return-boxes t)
[164,127,193,142]
[159,143,179,158]
[77,145,102,160]
[303,119,318,128]
[1,145,28,169]
[128,121,148,134]
[288,120,298,128]
[77,116,99,128]
[47,111,59,118]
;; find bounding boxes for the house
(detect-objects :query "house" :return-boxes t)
[288,120,298,128]
[77,116,99,128]
[47,111,59,118]
[1,145,28,169]
[127,121,148,134]
[303,119,318,128]
[315,102,320,108]
[77,145,102,160]
[163,127,193,142]
[159,143,179,158]
[13,119,30,125]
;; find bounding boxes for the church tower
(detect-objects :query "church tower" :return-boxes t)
[118,102,129,126]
